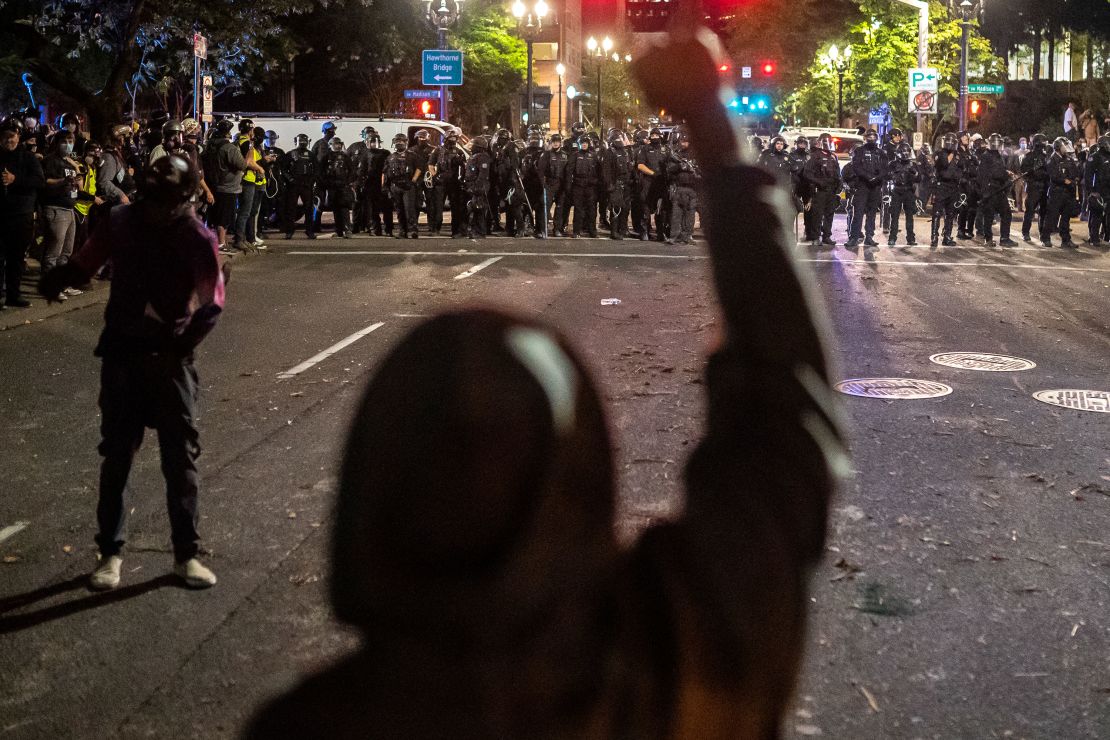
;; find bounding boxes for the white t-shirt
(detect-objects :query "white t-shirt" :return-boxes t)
[1063,107,1078,133]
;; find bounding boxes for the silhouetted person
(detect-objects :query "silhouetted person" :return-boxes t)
[246,18,846,739]
[40,155,225,590]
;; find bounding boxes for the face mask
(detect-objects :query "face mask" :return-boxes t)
[60,143,74,155]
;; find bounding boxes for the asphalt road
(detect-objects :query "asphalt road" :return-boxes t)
[1,214,1108,739]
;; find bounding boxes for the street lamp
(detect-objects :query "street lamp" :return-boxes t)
[555,62,566,134]
[821,44,851,127]
[954,0,983,132]
[512,0,548,131]
[422,0,465,123]
[586,36,623,131]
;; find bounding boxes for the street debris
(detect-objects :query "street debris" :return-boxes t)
[853,581,913,617]
[851,681,881,713]
[600,298,621,305]
[831,558,862,582]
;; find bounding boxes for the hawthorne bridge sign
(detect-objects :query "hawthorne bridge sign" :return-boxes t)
[422,50,464,86]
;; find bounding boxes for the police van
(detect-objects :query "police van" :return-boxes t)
[213,113,460,149]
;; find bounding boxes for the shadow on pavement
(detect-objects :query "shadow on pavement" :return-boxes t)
[0,574,180,634]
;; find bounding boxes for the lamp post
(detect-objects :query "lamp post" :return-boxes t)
[512,0,548,130]
[422,0,465,123]
[956,0,979,132]
[821,44,851,127]
[555,62,566,134]
[586,36,626,131]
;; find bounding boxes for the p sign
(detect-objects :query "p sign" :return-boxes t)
[909,67,938,92]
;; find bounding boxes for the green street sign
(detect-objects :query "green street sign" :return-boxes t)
[969,83,1004,95]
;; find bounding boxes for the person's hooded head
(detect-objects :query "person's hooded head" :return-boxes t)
[331,309,617,642]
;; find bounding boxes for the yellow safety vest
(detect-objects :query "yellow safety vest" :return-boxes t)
[239,135,266,185]
[75,168,97,217]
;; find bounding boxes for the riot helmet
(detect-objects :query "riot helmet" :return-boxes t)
[549,134,563,151]
[771,135,787,153]
[864,129,879,146]
[264,130,279,147]
[329,137,345,152]
[988,133,1003,152]
[294,133,310,149]
[415,129,432,145]
[817,133,835,152]
[214,118,235,136]
[648,127,662,145]
[896,143,912,161]
[942,133,958,152]
[138,154,198,208]
[162,120,184,137]
[1098,135,1110,153]
[322,121,336,136]
[795,136,810,151]
[632,129,648,146]
[889,127,904,142]
[471,135,490,152]
[1052,136,1074,156]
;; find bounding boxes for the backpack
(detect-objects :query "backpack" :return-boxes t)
[202,140,232,183]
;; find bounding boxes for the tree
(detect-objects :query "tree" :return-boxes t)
[784,0,1005,136]
[451,2,526,132]
[0,0,307,138]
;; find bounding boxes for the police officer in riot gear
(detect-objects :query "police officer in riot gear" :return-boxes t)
[635,128,669,241]
[955,131,980,239]
[494,128,529,237]
[429,128,468,238]
[1086,135,1110,246]
[789,136,810,213]
[521,130,546,238]
[977,133,1018,247]
[538,134,570,237]
[845,129,886,250]
[1020,133,1049,242]
[321,138,356,237]
[280,134,317,239]
[931,133,961,248]
[887,143,920,246]
[757,135,792,183]
[463,135,493,238]
[629,128,649,235]
[347,126,379,233]
[411,130,436,234]
[567,134,601,238]
[665,127,701,244]
[1044,137,1080,248]
[801,133,840,246]
[602,128,635,240]
[384,134,419,239]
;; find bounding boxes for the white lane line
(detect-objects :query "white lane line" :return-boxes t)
[288,250,702,259]
[0,521,29,545]
[453,256,503,280]
[799,258,1110,273]
[277,322,385,379]
[287,250,1110,273]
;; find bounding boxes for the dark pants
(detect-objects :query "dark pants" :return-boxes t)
[609,181,632,238]
[525,182,544,236]
[546,184,568,234]
[849,184,881,240]
[638,179,668,240]
[1091,191,1110,243]
[931,187,958,242]
[1044,190,1078,242]
[979,195,1011,241]
[957,190,979,236]
[572,185,598,236]
[435,181,465,236]
[324,185,353,235]
[0,212,34,302]
[370,183,393,235]
[467,191,490,237]
[804,188,836,241]
[888,190,917,243]
[1022,182,1047,238]
[96,354,202,563]
[235,182,258,243]
[669,185,697,241]
[390,185,414,235]
[427,182,445,233]
[283,183,315,236]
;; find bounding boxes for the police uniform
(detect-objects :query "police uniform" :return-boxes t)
[280,145,317,238]
[602,139,635,239]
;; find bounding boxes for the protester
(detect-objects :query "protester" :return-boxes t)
[0,126,44,308]
[245,16,846,738]
[39,131,83,295]
[202,118,248,253]
[39,154,225,590]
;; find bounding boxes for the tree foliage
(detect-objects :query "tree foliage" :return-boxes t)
[783,0,1004,135]
[451,2,526,132]
[0,0,309,136]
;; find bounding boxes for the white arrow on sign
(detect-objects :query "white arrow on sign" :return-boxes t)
[433,75,453,81]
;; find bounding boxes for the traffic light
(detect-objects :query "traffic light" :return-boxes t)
[719,63,731,73]
[761,60,776,76]
[421,99,434,117]
[968,98,984,122]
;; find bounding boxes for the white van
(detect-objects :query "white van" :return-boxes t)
[213,113,459,150]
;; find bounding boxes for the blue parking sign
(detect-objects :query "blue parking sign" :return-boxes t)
[422,50,464,86]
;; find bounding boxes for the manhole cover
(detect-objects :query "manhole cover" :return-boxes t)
[1032,390,1110,413]
[835,378,953,399]
[929,352,1036,372]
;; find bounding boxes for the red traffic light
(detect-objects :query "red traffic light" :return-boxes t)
[719,63,731,73]
[969,99,983,118]
[761,61,776,76]
[420,100,433,115]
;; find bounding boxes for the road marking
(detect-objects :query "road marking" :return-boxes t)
[277,322,385,379]
[288,250,701,260]
[287,250,1110,273]
[0,521,29,545]
[453,256,503,280]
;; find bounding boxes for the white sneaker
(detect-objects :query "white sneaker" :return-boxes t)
[252,239,267,249]
[90,555,123,590]
[174,558,217,588]
[63,287,83,296]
